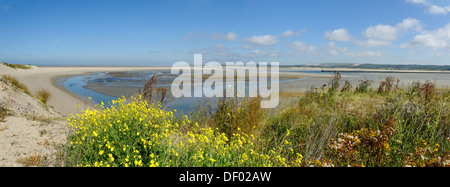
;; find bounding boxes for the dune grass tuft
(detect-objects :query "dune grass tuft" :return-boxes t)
[2,62,32,69]
[0,104,9,122]
[1,75,30,95]
[36,89,51,104]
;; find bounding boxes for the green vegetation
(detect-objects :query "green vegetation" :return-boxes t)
[1,75,30,95]
[1,62,32,69]
[65,96,300,167]
[282,63,450,71]
[64,75,449,167]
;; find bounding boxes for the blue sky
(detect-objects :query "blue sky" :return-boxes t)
[1,0,450,66]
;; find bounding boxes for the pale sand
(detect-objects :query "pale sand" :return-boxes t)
[1,76,66,166]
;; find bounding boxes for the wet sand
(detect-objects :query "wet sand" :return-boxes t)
[81,67,450,99]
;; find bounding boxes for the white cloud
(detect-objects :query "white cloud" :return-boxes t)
[244,35,279,46]
[281,30,295,37]
[212,43,236,52]
[362,18,421,41]
[357,18,421,47]
[248,49,279,57]
[406,0,450,15]
[328,49,339,56]
[290,41,317,54]
[363,25,398,41]
[406,0,429,5]
[401,24,450,49]
[325,42,384,57]
[354,39,391,47]
[324,42,348,56]
[324,28,352,42]
[397,17,422,31]
[212,32,238,41]
[213,43,224,49]
[241,45,253,50]
[428,5,450,15]
[354,51,384,57]
[280,29,303,37]
[322,18,421,49]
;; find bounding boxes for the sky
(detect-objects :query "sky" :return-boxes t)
[0,0,450,66]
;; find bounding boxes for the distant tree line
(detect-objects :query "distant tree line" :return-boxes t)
[281,63,450,71]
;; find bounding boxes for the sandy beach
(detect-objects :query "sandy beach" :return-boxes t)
[0,65,172,115]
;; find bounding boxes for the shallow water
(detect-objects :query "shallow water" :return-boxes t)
[58,69,450,113]
[56,73,117,107]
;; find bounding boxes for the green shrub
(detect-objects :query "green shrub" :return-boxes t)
[355,79,373,93]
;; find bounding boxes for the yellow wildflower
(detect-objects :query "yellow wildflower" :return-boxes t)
[108,154,114,162]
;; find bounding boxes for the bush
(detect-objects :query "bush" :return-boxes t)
[212,96,266,138]
[355,79,373,93]
[329,71,341,92]
[327,116,397,167]
[65,96,301,167]
[377,76,395,94]
[340,80,352,92]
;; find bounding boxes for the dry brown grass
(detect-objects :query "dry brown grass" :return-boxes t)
[377,76,395,94]
[0,105,7,122]
[2,62,32,69]
[279,91,305,98]
[36,89,51,104]
[16,154,46,167]
[24,114,53,123]
[138,74,169,107]
[1,75,30,95]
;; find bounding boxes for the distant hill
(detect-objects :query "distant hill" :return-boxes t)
[282,63,450,71]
